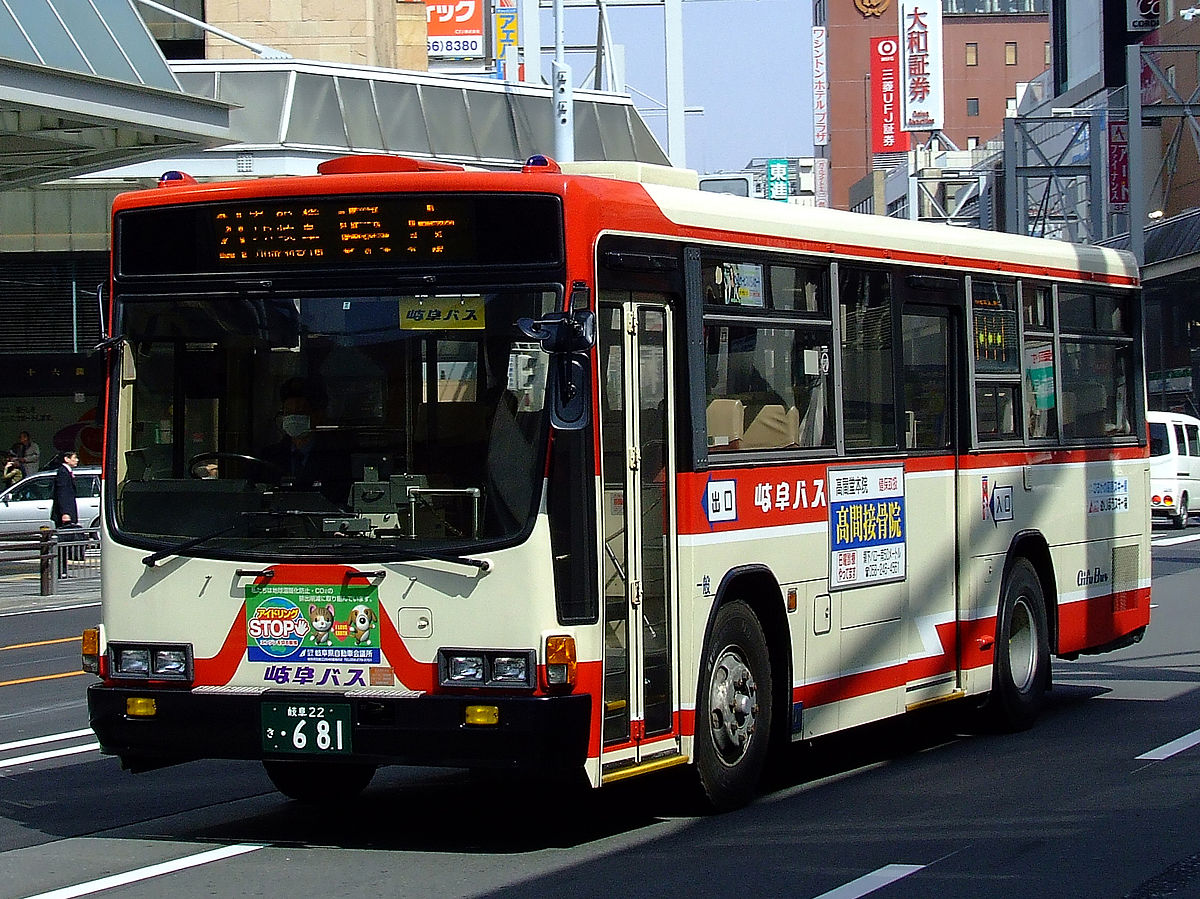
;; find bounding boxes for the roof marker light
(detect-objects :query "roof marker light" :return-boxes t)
[157,170,197,187]
[523,155,561,174]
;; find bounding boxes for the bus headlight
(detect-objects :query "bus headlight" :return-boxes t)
[153,649,189,676]
[115,648,150,676]
[109,643,193,681]
[491,655,529,684]
[446,653,485,684]
[438,649,536,689]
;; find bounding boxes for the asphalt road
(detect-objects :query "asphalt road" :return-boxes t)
[2,527,1200,899]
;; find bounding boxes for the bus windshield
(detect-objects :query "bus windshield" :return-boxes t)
[112,288,558,559]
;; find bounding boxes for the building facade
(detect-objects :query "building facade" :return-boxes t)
[1,0,668,465]
[814,0,1049,210]
[1046,1,1200,415]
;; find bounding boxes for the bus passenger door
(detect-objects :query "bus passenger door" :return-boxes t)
[598,299,680,771]
[901,304,961,706]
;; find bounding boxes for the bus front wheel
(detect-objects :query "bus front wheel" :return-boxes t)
[693,600,773,812]
[263,759,376,804]
[982,557,1050,731]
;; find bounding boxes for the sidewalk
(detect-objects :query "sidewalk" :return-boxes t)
[0,559,99,615]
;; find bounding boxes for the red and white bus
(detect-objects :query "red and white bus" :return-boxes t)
[85,154,1150,810]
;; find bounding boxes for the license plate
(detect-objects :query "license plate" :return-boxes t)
[261,702,352,754]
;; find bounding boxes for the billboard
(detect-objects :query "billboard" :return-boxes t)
[871,37,910,154]
[1108,119,1129,214]
[426,0,485,59]
[766,158,790,201]
[814,157,830,208]
[812,26,829,147]
[898,1,944,133]
[1127,0,1161,31]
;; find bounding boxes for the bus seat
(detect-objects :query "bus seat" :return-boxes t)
[999,392,1015,435]
[742,404,792,449]
[706,398,745,450]
[795,378,829,446]
[124,449,147,481]
[1064,382,1108,437]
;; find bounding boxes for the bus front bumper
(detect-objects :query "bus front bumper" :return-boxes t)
[88,684,591,773]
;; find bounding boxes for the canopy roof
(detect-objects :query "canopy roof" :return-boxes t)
[0,0,229,189]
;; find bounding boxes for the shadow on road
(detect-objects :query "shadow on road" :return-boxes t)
[0,680,1112,860]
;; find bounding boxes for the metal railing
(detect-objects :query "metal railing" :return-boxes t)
[0,526,100,595]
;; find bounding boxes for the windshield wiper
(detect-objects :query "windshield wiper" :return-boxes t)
[292,540,493,573]
[142,512,494,573]
[142,509,305,567]
[381,546,493,573]
[142,521,242,567]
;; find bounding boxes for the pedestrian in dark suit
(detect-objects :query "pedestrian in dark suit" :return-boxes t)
[50,450,79,527]
[50,451,81,574]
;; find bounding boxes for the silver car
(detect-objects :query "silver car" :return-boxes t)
[0,466,101,534]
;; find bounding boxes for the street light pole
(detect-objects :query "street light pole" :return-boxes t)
[1127,42,1145,266]
[553,0,575,162]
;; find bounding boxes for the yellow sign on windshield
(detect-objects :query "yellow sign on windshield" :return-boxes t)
[400,296,486,330]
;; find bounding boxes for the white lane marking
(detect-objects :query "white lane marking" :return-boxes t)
[1136,726,1200,761]
[811,864,926,899]
[1151,532,1200,547]
[0,743,99,769]
[0,728,93,753]
[19,843,264,899]
[0,602,99,618]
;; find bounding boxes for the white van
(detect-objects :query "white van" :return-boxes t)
[1148,410,1200,528]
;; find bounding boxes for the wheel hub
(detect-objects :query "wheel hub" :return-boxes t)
[708,648,758,765]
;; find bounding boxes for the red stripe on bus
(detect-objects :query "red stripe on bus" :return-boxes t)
[777,588,1150,714]
[1058,587,1151,654]
[193,603,248,686]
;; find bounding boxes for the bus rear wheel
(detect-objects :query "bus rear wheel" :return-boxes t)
[263,759,377,803]
[693,600,773,812]
[982,557,1050,731]
[1173,495,1189,529]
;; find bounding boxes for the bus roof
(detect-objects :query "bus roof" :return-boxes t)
[638,182,1140,286]
[113,156,1138,287]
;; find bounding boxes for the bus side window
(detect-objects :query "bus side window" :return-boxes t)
[1058,290,1136,440]
[839,267,897,449]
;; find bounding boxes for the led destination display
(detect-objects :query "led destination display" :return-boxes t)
[116,193,563,277]
[212,198,472,266]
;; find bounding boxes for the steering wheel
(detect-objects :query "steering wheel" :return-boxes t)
[187,451,282,481]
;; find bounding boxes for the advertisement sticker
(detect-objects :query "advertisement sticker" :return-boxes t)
[247,583,381,665]
[829,465,906,589]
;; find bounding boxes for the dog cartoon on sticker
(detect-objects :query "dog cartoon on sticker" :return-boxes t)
[348,604,377,644]
[309,603,336,645]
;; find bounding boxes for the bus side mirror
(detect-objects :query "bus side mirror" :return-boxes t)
[517,310,596,431]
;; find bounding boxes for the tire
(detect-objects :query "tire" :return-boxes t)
[1173,495,1189,529]
[263,759,376,803]
[693,600,773,811]
[982,558,1050,731]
